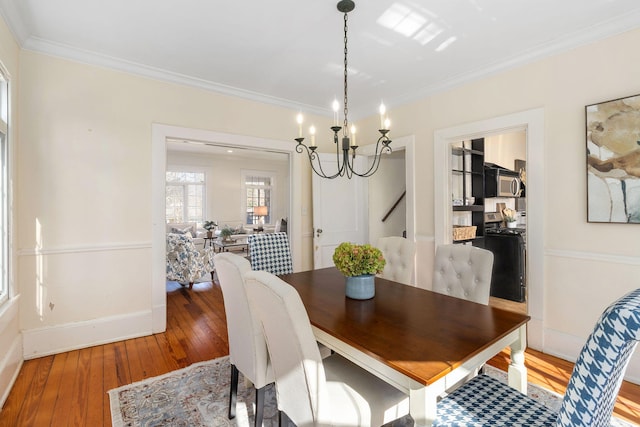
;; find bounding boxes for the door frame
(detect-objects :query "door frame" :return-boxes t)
[360,134,416,243]
[151,124,300,333]
[434,108,545,350]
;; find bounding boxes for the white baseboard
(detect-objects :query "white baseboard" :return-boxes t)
[526,317,544,351]
[152,304,167,333]
[22,310,154,359]
[0,333,23,409]
[544,327,640,385]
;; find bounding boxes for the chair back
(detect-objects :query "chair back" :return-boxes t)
[244,270,326,425]
[214,252,272,388]
[248,232,293,275]
[376,236,416,285]
[166,233,214,283]
[556,288,640,427]
[432,244,493,305]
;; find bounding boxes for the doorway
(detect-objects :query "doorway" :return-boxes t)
[434,108,545,350]
[151,124,301,334]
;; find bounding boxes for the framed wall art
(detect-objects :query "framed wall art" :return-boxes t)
[586,94,640,223]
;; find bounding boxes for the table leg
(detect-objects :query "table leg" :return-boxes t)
[410,385,438,427]
[508,324,528,394]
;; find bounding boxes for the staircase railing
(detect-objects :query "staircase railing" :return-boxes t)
[381,190,406,222]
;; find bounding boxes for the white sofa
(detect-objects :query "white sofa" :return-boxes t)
[215,223,278,240]
[166,222,207,248]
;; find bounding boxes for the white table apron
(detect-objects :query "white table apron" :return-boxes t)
[312,324,528,427]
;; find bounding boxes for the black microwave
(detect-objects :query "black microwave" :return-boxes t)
[485,164,522,197]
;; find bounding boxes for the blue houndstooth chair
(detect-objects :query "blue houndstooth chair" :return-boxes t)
[433,287,640,426]
[247,232,293,275]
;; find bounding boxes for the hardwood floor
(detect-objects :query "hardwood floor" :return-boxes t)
[1,279,639,426]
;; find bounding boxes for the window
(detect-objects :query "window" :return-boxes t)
[243,171,274,225]
[166,171,205,224]
[0,72,8,306]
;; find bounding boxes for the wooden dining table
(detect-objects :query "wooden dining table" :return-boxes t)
[279,267,531,427]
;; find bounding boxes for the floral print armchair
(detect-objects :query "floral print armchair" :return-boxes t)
[166,233,215,289]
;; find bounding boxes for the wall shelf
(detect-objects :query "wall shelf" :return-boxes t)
[451,138,485,244]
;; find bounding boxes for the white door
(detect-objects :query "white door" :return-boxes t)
[312,154,368,269]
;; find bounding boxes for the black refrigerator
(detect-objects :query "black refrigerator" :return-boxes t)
[483,231,526,302]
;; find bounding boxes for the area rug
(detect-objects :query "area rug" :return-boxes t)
[109,356,636,426]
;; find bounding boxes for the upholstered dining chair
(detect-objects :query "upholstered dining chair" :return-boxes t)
[166,233,215,289]
[213,252,273,427]
[247,232,293,275]
[433,287,640,426]
[376,236,416,285]
[432,243,494,305]
[244,270,410,427]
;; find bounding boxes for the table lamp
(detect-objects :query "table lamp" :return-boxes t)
[253,205,268,225]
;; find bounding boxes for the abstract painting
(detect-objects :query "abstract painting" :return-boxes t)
[586,94,640,223]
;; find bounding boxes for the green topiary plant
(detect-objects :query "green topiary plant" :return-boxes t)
[332,242,386,277]
[203,220,217,231]
[219,226,234,240]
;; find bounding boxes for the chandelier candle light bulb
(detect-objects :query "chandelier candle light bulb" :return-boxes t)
[379,102,386,128]
[332,99,340,125]
[310,125,316,147]
[296,113,303,137]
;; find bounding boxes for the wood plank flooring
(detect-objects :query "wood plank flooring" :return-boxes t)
[1,279,639,426]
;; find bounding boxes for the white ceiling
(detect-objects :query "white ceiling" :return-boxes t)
[1,0,640,119]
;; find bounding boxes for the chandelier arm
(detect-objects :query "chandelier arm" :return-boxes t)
[334,132,343,169]
[312,154,342,179]
[348,135,393,177]
[296,140,342,179]
[344,149,353,179]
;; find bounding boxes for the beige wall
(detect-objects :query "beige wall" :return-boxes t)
[484,130,526,170]
[357,28,640,380]
[16,50,323,359]
[167,150,290,226]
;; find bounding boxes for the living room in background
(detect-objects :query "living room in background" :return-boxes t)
[166,170,206,224]
[0,71,8,306]
[242,170,274,226]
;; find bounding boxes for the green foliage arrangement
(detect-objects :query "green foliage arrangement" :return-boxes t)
[219,226,234,239]
[203,220,218,231]
[502,208,517,222]
[333,242,386,277]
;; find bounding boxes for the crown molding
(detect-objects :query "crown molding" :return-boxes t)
[386,10,640,111]
[0,0,29,45]
[3,6,640,119]
[21,36,331,118]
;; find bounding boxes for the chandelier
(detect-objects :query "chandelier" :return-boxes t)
[294,0,392,179]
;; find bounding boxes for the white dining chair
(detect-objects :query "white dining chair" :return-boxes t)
[376,236,416,285]
[244,270,410,427]
[213,252,273,427]
[434,287,640,426]
[432,243,494,305]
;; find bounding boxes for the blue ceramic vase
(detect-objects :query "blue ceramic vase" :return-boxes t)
[345,274,375,300]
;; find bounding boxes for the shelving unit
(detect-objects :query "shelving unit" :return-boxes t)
[451,138,485,244]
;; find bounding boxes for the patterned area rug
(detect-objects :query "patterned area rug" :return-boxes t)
[109,356,636,426]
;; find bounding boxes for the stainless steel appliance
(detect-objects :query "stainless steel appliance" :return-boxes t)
[485,163,522,197]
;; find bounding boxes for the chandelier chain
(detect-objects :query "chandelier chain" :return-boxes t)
[343,11,349,135]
